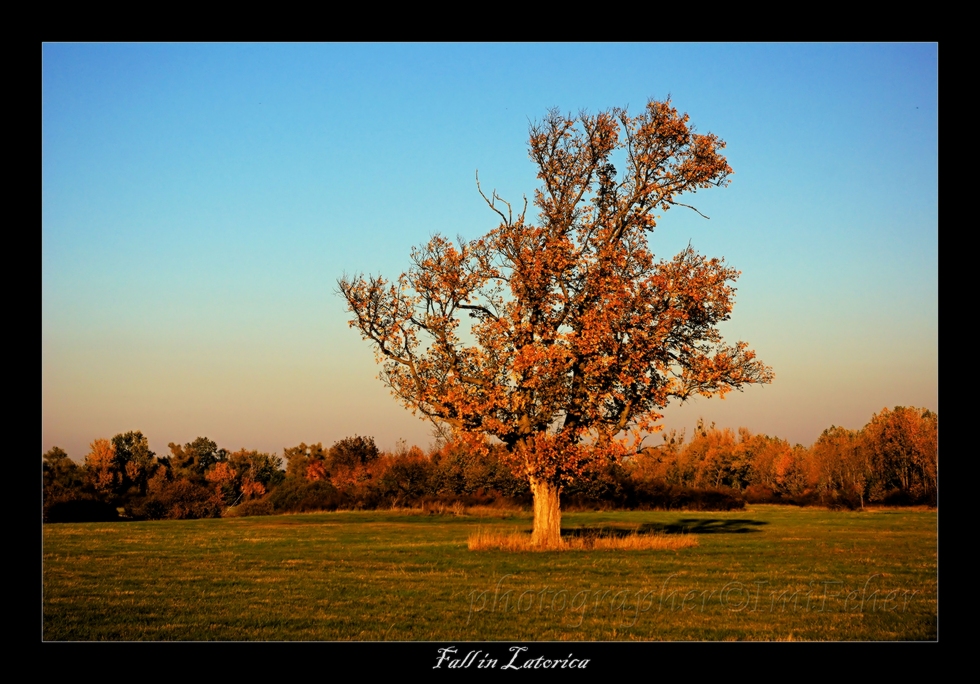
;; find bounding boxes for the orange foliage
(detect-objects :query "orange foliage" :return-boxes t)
[240,478,266,500]
[810,426,867,499]
[773,445,808,493]
[84,438,118,496]
[206,461,235,486]
[862,406,937,502]
[305,460,328,482]
[340,99,772,544]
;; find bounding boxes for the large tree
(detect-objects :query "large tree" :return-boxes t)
[340,99,773,547]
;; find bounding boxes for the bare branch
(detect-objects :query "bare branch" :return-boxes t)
[672,201,711,220]
[493,191,514,225]
[476,170,510,225]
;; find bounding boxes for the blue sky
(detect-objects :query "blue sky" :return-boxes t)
[42,43,938,460]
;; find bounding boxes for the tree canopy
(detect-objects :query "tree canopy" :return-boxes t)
[339,99,773,546]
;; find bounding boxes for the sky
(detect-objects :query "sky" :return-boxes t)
[42,43,938,461]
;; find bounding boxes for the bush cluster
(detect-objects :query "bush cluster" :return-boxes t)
[43,405,938,522]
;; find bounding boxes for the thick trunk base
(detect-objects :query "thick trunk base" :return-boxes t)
[530,477,562,549]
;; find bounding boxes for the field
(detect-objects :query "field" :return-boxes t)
[42,505,937,641]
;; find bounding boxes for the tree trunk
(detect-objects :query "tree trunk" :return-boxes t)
[529,476,562,549]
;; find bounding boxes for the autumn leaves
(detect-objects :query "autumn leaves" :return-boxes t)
[339,99,770,546]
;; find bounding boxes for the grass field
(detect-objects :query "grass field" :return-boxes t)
[42,505,937,641]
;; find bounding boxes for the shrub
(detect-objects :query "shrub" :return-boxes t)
[631,480,746,511]
[430,440,527,498]
[743,485,781,504]
[880,488,916,507]
[126,479,224,520]
[561,464,633,510]
[372,452,435,506]
[225,498,275,517]
[268,478,343,513]
[44,495,120,523]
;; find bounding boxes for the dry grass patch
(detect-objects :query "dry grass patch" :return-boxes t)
[468,528,698,552]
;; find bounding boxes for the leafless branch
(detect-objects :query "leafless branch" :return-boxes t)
[672,201,711,220]
[476,170,511,225]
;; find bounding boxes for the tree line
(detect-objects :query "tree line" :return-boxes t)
[42,405,936,523]
[630,406,937,509]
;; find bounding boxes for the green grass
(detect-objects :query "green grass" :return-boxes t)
[43,505,936,641]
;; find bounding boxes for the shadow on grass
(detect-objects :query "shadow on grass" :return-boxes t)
[560,518,768,538]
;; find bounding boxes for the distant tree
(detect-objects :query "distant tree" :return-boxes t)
[743,432,793,492]
[374,448,434,506]
[810,425,868,508]
[166,437,226,482]
[627,429,686,483]
[777,444,812,498]
[84,438,120,499]
[111,430,156,497]
[206,461,238,504]
[430,438,525,497]
[862,407,937,504]
[217,448,286,503]
[128,466,224,520]
[684,421,742,489]
[45,445,117,523]
[43,447,82,496]
[328,436,380,470]
[283,442,329,481]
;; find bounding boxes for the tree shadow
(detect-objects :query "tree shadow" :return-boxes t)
[641,518,768,535]
[561,518,768,538]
